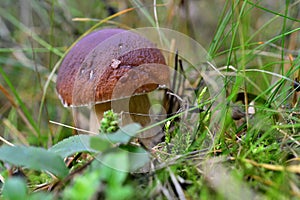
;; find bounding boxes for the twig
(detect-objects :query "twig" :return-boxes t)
[0,135,14,146]
[49,120,98,135]
[168,167,186,200]
[242,158,300,174]
[2,119,29,146]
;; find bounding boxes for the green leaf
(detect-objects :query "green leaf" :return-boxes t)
[62,169,101,200]
[90,123,142,153]
[92,146,149,173]
[100,123,141,144]
[91,149,129,173]
[50,124,141,158]
[49,135,99,158]
[121,145,150,172]
[2,177,27,200]
[28,192,53,200]
[101,150,129,175]
[90,136,113,152]
[0,145,68,178]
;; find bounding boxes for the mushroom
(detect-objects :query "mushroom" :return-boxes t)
[56,28,169,148]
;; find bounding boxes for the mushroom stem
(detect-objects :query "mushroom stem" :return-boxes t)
[90,101,111,133]
[90,94,164,148]
[91,94,151,131]
[128,94,151,126]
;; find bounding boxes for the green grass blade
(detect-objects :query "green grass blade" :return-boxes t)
[0,7,63,57]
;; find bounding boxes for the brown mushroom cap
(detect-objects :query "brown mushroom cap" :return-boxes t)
[56,28,167,107]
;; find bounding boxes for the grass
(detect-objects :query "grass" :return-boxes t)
[0,0,300,199]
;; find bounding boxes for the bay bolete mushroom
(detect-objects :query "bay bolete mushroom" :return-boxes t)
[56,28,169,147]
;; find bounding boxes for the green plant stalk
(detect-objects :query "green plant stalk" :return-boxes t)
[0,47,64,53]
[130,0,156,27]
[237,0,250,127]
[280,0,289,74]
[37,0,56,136]
[208,0,231,56]
[226,0,246,104]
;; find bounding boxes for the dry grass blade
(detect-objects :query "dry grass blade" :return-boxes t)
[2,119,29,146]
[49,120,98,135]
[243,158,300,174]
[0,84,17,107]
[168,167,186,200]
[0,135,14,146]
[72,7,135,42]
[277,128,300,146]
[0,84,38,137]
[289,181,300,198]
[202,157,259,200]
[0,173,4,183]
